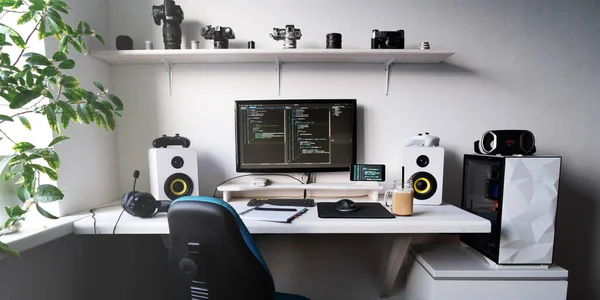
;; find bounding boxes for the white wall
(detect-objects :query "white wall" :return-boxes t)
[46,0,120,216]
[104,1,599,299]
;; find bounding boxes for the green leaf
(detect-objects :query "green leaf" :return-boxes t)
[59,35,69,53]
[11,0,22,9]
[93,81,104,92]
[24,53,51,66]
[29,0,43,6]
[42,66,58,76]
[33,184,64,203]
[16,12,33,25]
[95,34,105,45]
[0,114,13,122]
[49,0,68,9]
[4,216,24,229]
[0,242,21,259]
[0,23,25,48]
[10,89,41,109]
[52,51,67,61]
[6,205,25,217]
[61,76,78,88]
[51,4,67,14]
[22,164,35,194]
[44,106,58,133]
[18,116,31,130]
[58,59,74,69]
[44,166,58,180]
[69,38,82,53]
[9,89,40,109]
[94,112,106,130]
[37,18,47,40]
[105,113,115,130]
[57,101,77,121]
[48,136,69,147]
[107,94,123,110]
[0,154,17,174]
[76,103,90,124]
[12,142,35,152]
[17,185,30,202]
[24,69,34,86]
[86,91,97,103]
[44,150,59,169]
[36,202,58,219]
[0,1,17,8]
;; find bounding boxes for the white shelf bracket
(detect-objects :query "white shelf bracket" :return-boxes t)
[160,57,174,96]
[383,58,395,96]
[275,57,281,95]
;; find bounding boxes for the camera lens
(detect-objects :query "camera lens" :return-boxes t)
[171,156,184,169]
[385,36,404,49]
[416,155,429,168]
[326,33,342,49]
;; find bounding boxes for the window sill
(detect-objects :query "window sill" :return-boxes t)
[0,211,89,260]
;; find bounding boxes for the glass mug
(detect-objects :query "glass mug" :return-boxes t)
[384,180,414,216]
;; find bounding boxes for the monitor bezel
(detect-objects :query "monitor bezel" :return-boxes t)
[234,99,358,173]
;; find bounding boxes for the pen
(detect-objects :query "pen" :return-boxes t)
[255,207,297,212]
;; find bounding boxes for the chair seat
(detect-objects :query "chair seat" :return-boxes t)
[275,292,310,300]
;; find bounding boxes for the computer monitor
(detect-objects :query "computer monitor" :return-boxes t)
[235,99,357,173]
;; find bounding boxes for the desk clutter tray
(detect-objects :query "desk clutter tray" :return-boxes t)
[317,202,395,219]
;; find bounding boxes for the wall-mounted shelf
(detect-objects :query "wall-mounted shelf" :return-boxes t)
[217,182,384,202]
[90,49,455,95]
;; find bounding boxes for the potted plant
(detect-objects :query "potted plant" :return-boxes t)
[0,0,122,258]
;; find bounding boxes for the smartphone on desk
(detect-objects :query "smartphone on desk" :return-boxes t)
[350,164,386,182]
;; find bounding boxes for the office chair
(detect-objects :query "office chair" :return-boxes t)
[167,196,310,300]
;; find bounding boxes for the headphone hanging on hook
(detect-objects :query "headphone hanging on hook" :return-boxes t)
[121,170,171,218]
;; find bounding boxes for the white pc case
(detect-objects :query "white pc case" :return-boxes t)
[461,154,562,265]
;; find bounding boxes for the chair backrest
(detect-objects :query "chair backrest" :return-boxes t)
[167,196,275,300]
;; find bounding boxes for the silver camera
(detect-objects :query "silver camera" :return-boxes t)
[269,24,302,49]
[201,25,235,49]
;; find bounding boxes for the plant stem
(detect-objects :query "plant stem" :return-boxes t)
[12,19,42,67]
[0,110,35,125]
[0,128,16,144]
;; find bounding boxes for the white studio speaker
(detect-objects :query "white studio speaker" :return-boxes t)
[403,146,445,205]
[148,148,199,200]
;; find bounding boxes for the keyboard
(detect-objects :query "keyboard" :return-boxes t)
[247,198,315,207]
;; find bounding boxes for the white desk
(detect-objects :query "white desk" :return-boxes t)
[72,198,490,298]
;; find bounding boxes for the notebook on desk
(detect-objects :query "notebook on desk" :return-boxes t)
[238,204,309,223]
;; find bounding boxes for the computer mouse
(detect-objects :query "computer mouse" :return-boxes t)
[334,199,359,212]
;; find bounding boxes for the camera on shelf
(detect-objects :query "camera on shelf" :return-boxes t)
[201,25,235,49]
[371,29,405,49]
[152,0,184,49]
[269,25,302,49]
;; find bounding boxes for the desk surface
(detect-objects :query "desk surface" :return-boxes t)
[73,198,490,235]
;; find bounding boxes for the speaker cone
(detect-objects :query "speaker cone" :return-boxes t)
[410,172,438,200]
[164,173,194,200]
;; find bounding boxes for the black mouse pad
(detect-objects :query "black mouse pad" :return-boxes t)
[317,202,395,219]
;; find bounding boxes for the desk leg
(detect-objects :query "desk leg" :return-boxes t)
[381,234,412,298]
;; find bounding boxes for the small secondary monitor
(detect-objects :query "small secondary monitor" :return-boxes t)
[235,99,357,173]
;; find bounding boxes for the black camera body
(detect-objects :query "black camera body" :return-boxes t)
[371,29,405,49]
[201,25,235,49]
[152,0,184,49]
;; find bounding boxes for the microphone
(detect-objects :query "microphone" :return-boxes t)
[132,170,140,193]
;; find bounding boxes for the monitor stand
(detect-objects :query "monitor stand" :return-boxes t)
[217,182,383,202]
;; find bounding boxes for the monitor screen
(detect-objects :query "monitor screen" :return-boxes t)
[235,99,357,173]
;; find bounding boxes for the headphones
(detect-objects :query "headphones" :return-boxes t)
[121,170,171,218]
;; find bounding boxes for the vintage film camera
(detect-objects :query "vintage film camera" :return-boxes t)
[269,25,302,49]
[371,29,405,49]
[201,25,235,49]
[152,0,184,49]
